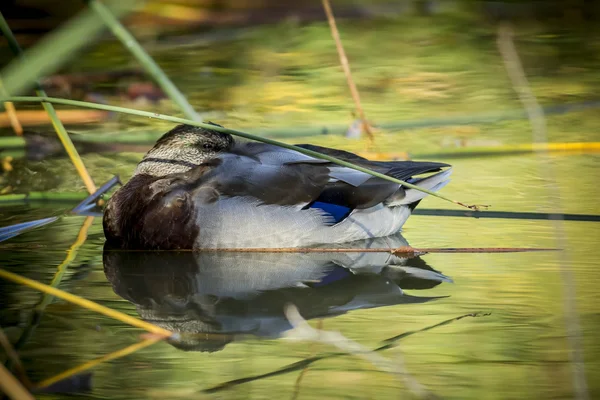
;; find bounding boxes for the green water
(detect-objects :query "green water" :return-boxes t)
[1,10,600,400]
[0,151,598,399]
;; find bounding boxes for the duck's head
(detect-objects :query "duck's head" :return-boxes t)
[134,123,234,177]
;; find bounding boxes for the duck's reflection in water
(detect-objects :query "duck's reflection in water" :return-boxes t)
[103,234,452,352]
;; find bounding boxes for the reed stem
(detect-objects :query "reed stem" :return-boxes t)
[1,96,487,210]
[87,0,201,121]
[0,12,97,194]
[0,1,133,97]
[36,217,95,311]
[36,337,161,389]
[1,102,23,135]
[0,269,173,337]
[0,364,34,400]
[0,80,23,135]
[10,217,93,357]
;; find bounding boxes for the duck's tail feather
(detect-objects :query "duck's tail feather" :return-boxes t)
[378,160,450,182]
[385,168,452,207]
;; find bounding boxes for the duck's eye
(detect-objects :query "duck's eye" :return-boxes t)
[203,143,214,150]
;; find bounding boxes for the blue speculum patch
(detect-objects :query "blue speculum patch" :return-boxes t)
[309,201,352,223]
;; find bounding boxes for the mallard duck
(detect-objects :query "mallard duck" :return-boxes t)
[103,124,452,249]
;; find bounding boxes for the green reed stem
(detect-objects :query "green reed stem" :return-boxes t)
[0,13,98,194]
[87,0,202,121]
[0,192,87,205]
[0,136,26,148]
[1,96,487,210]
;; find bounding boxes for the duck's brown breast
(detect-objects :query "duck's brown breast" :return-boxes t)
[103,174,199,250]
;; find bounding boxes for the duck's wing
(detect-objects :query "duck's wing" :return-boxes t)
[294,143,450,180]
[185,142,450,211]
[188,152,330,206]
[292,143,451,209]
[223,142,396,208]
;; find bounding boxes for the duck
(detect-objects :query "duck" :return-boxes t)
[102,123,452,250]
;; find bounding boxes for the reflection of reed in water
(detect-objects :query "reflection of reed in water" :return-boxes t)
[103,234,452,352]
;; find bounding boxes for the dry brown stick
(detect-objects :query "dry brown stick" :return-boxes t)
[164,246,558,255]
[0,325,32,388]
[322,0,374,142]
[104,246,559,255]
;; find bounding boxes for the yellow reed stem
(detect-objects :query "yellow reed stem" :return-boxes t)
[0,268,172,337]
[0,79,23,135]
[0,12,97,194]
[37,216,94,310]
[41,101,97,194]
[0,364,35,400]
[3,102,23,135]
[36,337,162,389]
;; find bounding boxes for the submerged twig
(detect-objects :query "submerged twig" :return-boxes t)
[322,0,373,142]
[498,23,589,400]
[35,336,162,390]
[378,312,491,349]
[87,0,201,121]
[2,96,488,211]
[284,304,432,398]
[0,12,97,195]
[202,312,488,393]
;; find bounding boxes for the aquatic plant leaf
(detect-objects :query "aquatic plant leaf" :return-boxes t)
[0,217,58,243]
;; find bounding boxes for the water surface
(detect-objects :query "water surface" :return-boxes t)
[1,151,598,399]
[2,10,600,398]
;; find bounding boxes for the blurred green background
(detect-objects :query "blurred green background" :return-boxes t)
[0,1,599,399]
